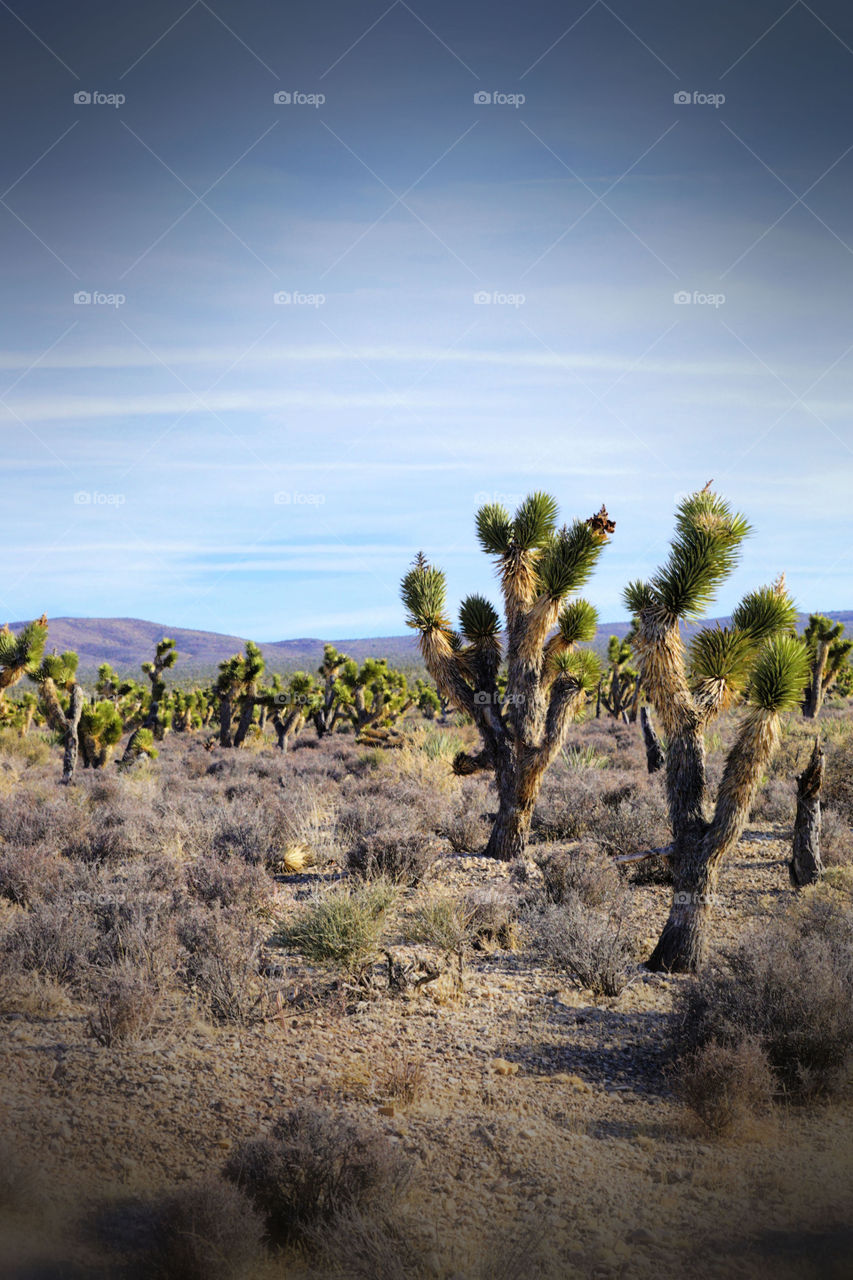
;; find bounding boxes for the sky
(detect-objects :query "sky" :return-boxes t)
[2,0,852,640]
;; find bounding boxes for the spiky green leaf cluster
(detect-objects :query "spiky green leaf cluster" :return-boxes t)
[401,561,450,632]
[459,594,501,643]
[551,647,602,691]
[0,617,48,676]
[80,700,123,747]
[732,587,797,643]
[536,519,603,602]
[35,651,78,687]
[748,635,810,712]
[689,627,753,690]
[475,504,513,555]
[623,580,655,617]
[512,492,559,551]
[557,599,598,647]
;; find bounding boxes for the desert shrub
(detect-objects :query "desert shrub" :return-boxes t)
[87,966,161,1046]
[2,898,96,984]
[309,1207,424,1280]
[223,1104,411,1246]
[628,852,673,885]
[675,1037,776,1136]
[378,1053,426,1107]
[442,803,490,854]
[674,893,853,1100]
[822,808,852,867]
[185,851,271,913]
[277,881,396,970]
[177,908,273,1024]
[593,781,670,859]
[823,736,853,824]
[347,829,437,885]
[0,843,60,905]
[534,893,634,996]
[562,744,610,769]
[0,729,51,766]
[143,1180,266,1280]
[89,889,179,985]
[408,897,471,956]
[63,803,162,865]
[750,776,794,825]
[0,792,82,850]
[212,798,281,869]
[537,843,619,907]
[462,887,519,950]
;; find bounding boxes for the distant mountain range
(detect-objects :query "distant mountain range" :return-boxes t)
[11,613,853,684]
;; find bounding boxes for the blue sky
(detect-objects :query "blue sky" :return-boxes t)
[2,0,852,639]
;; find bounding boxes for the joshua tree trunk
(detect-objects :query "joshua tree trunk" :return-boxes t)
[219,694,234,747]
[628,675,641,723]
[804,640,831,720]
[61,685,83,783]
[790,738,823,886]
[233,691,256,747]
[640,705,665,773]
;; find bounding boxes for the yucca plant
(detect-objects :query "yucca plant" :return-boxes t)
[625,485,809,971]
[79,700,124,768]
[0,615,48,700]
[801,614,852,719]
[402,494,612,860]
[337,657,413,740]
[32,649,83,783]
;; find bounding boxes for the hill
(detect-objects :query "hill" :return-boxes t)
[11,612,853,683]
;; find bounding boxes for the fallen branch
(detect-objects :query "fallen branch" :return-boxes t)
[613,845,673,866]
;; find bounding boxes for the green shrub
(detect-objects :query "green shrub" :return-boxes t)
[277,880,397,969]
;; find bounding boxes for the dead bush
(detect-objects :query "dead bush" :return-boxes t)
[443,806,490,854]
[676,1037,776,1136]
[185,851,271,913]
[177,907,274,1024]
[463,887,519,950]
[347,829,437,885]
[145,1179,266,1280]
[0,843,60,905]
[223,1104,411,1246]
[87,966,161,1046]
[822,808,853,867]
[674,893,853,1100]
[534,893,634,996]
[537,843,619,907]
[2,898,96,984]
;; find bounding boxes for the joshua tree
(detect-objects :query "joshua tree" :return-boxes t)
[415,678,442,720]
[801,614,852,719]
[312,644,349,738]
[625,486,809,972]
[0,615,47,700]
[336,657,413,740]
[233,642,265,747]
[402,494,612,860]
[119,726,158,768]
[33,650,83,783]
[597,636,637,721]
[215,642,265,747]
[141,638,177,736]
[267,671,318,750]
[79,700,124,769]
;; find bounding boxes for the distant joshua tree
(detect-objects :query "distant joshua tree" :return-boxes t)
[0,615,47,700]
[33,649,83,783]
[801,614,852,719]
[141,638,178,737]
[625,486,808,972]
[402,493,612,861]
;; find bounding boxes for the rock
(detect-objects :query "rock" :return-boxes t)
[491,1058,519,1076]
[378,1104,396,1116]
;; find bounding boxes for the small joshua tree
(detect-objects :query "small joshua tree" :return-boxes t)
[312,644,349,738]
[216,642,265,747]
[33,650,83,783]
[141,638,177,737]
[337,657,413,740]
[801,614,852,719]
[79,700,124,769]
[267,672,318,751]
[402,494,612,860]
[233,642,265,747]
[0,615,47,700]
[597,636,637,721]
[625,486,809,972]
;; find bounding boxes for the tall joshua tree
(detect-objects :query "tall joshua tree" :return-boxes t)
[313,644,349,738]
[141,638,177,736]
[267,671,318,751]
[801,614,852,719]
[625,487,809,972]
[233,642,265,747]
[0,615,48,700]
[402,494,612,861]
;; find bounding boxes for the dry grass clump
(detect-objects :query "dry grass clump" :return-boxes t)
[177,907,275,1024]
[277,880,397,970]
[676,1037,777,1137]
[0,727,51,767]
[2,898,97,984]
[143,1179,266,1280]
[537,842,619,907]
[0,843,61,905]
[347,828,437,885]
[674,891,853,1102]
[408,896,471,957]
[185,850,272,913]
[223,1103,412,1246]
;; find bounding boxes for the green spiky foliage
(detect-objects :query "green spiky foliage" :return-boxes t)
[141,638,177,737]
[597,635,638,721]
[215,642,265,748]
[625,489,809,973]
[0,615,48,698]
[801,613,852,718]
[402,494,611,860]
[232,641,265,747]
[171,689,204,733]
[79,700,124,769]
[415,678,442,720]
[119,726,158,767]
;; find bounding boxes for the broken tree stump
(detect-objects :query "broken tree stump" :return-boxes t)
[790,737,824,887]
